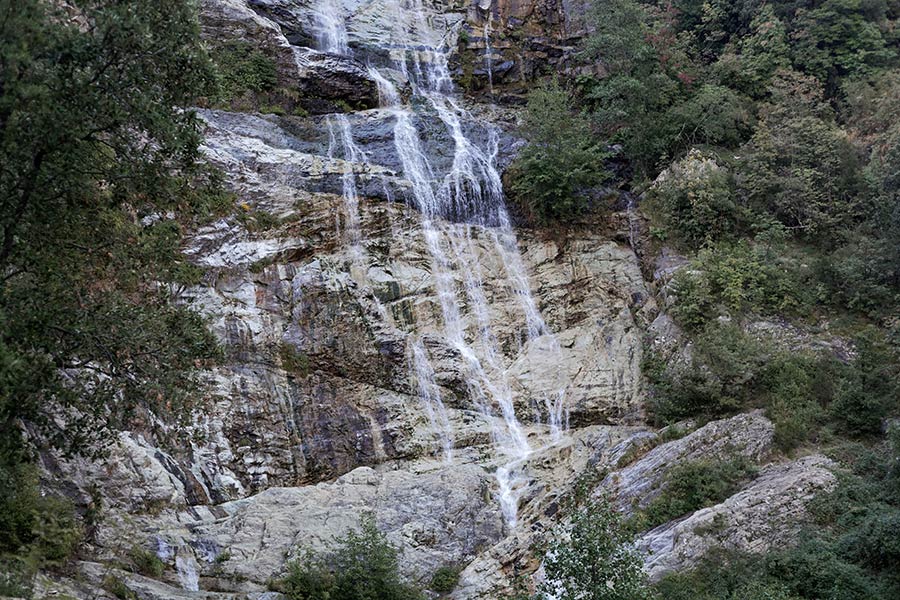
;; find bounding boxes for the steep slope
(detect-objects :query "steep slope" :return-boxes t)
[32,2,841,599]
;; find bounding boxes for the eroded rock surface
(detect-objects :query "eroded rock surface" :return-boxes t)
[639,455,838,581]
[595,411,776,513]
[36,2,839,598]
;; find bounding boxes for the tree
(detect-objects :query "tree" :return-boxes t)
[0,0,223,571]
[791,0,897,92]
[581,0,684,172]
[538,500,649,600]
[0,0,222,458]
[713,5,791,98]
[509,81,608,224]
[737,70,864,241]
[650,149,738,247]
[278,516,423,600]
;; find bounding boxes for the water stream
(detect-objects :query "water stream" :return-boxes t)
[311,0,570,527]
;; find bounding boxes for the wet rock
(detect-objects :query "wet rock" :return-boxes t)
[292,48,380,112]
[199,0,298,85]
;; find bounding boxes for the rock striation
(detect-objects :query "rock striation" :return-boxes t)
[34,2,843,598]
[639,455,838,581]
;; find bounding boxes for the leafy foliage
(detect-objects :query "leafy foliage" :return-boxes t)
[277,516,423,600]
[649,149,738,246]
[509,81,608,224]
[655,431,900,599]
[538,500,649,600]
[429,565,461,594]
[0,0,224,579]
[629,458,757,532]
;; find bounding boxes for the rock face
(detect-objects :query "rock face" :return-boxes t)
[199,0,381,112]
[48,2,654,591]
[459,0,592,100]
[595,411,776,513]
[638,455,838,581]
[37,2,841,599]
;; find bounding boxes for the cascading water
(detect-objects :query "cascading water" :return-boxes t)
[314,0,570,527]
[314,0,349,54]
[326,114,364,256]
[409,339,455,462]
[483,12,494,95]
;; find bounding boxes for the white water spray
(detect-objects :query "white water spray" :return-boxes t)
[315,0,349,54]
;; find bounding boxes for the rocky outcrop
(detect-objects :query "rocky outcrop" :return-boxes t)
[199,0,380,112]
[458,0,592,100]
[595,411,776,513]
[639,455,838,581]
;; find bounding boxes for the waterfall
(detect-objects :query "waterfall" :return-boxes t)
[326,114,364,257]
[313,0,570,527]
[314,0,349,54]
[483,12,494,95]
[175,554,200,591]
[409,339,455,462]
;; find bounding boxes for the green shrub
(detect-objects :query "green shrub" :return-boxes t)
[0,462,82,567]
[429,565,461,594]
[212,41,279,102]
[103,574,138,600]
[129,545,165,577]
[279,343,311,378]
[830,329,898,436]
[508,80,608,224]
[762,353,831,451]
[765,538,882,600]
[277,516,423,600]
[648,323,768,421]
[539,499,650,600]
[664,85,754,151]
[736,70,865,243]
[670,242,804,331]
[632,457,757,531]
[650,149,738,247]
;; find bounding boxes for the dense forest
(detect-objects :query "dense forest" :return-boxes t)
[510,1,900,598]
[1,0,899,599]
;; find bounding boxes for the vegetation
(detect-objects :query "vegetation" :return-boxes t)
[0,0,224,589]
[538,500,649,600]
[275,516,423,600]
[629,457,757,532]
[128,546,166,578]
[429,565,461,594]
[646,320,897,451]
[654,429,900,599]
[508,80,608,224]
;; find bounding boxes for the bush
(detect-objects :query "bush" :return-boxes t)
[103,574,138,600]
[538,500,650,600]
[737,71,865,242]
[762,353,831,451]
[664,85,754,151]
[509,81,608,224]
[429,565,461,594]
[650,149,738,247]
[648,323,768,421]
[0,462,81,566]
[129,545,165,577]
[830,329,898,436]
[670,241,804,331]
[212,41,279,102]
[277,516,422,600]
[632,457,757,531]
